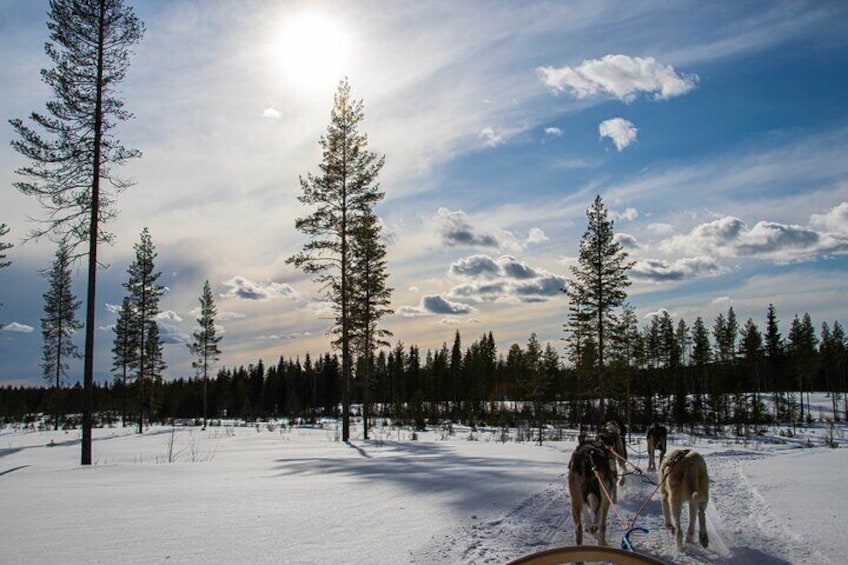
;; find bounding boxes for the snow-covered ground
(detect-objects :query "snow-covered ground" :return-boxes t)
[2,396,846,564]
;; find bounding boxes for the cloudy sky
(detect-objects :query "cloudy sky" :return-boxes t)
[2,0,848,386]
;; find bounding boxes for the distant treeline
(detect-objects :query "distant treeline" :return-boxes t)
[3,318,846,433]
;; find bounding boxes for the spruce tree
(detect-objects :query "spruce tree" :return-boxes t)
[40,240,82,430]
[9,0,144,464]
[567,195,634,415]
[287,78,386,442]
[187,280,222,429]
[124,227,165,433]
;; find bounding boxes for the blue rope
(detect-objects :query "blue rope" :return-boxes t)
[621,527,649,552]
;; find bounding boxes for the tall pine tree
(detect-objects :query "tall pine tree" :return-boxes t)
[40,240,82,430]
[567,195,633,415]
[287,79,386,442]
[9,0,144,464]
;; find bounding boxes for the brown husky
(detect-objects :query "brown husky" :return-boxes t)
[660,448,710,548]
[568,439,616,546]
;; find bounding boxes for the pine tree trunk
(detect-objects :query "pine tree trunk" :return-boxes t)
[82,1,107,466]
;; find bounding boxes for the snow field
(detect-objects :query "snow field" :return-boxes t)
[2,410,847,564]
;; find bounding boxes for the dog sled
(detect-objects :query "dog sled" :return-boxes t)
[507,545,664,565]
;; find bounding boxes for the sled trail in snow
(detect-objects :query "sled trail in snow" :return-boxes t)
[414,446,836,564]
[411,477,568,564]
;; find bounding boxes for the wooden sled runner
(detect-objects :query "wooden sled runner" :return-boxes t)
[507,545,665,565]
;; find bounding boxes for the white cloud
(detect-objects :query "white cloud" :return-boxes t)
[156,310,184,323]
[599,118,638,151]
[658,210,848,263]
[537,54,698,101]
[526,227,549,245]
[544,127,563,137]
[612,207,639,221]
[810,202,848,233]
[447,254,566,303]
[615,233,640,249]
[1,322,34,333]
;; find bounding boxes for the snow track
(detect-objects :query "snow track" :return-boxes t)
[412,474,570,564]
[415,444,838,564]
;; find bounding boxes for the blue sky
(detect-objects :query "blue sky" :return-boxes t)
[2,0,848,386]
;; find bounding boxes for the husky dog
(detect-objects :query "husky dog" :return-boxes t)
[568,439,616,546]
[660,449,710,548]
[596,419,627,487]
[646,423,668,472]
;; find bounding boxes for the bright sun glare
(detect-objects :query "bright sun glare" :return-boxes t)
[272,11,351,96]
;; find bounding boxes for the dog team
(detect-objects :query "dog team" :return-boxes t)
[567,419,710,550]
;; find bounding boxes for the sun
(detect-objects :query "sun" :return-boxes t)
[271,11,351,96]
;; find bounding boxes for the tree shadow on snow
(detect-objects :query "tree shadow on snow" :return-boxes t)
[272,440,564,516]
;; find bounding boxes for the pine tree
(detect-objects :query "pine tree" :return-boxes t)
[739,317,764,426]
[764,303,784,419]
[111,296,135,427]
[9,0,144,465]
[691,316,711,430]
[124,227,165,433]
[819,321,845,422]
[788,313,818,423]
[712,307,738,363]
[40,240,82,430]
[349,211,393,440]
[187,280,222,429]
[287,79,385,442]
[450,330,462,410]
[567,195,634,415]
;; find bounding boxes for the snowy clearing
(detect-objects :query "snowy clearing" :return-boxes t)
[2,402,847,564]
